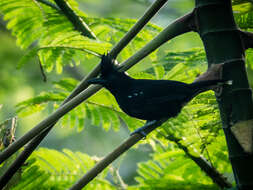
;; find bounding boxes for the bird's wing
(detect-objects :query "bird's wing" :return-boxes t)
[145,94,189,105]
[134,79,193,104]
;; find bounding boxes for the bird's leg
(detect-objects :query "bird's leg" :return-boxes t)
[130,120,158,138]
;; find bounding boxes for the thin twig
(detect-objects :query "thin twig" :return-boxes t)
[69,119,166,190]
[185,110,214,168]
[164,133,232,189]
[109,165,128,190]
[0,10,194,165]
[38,59,47,82]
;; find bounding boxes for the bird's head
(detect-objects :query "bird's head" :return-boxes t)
[88,54,130,90]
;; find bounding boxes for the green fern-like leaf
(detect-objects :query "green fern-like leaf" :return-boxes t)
[0,0,162,74]
[11,148,116,190]
[136,143,219,190]
[0,0,111,73]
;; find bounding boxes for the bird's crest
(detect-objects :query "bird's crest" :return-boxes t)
[100,54,118,77]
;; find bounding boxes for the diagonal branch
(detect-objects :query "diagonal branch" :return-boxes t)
[36,0,60,11]
[0,10,194,165]
[165,133,232,189]
[53,0,96,39]
[36,0,96,39]
[69,119,167,190]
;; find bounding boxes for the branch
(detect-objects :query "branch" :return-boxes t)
[0,0,170,187]
[165,133,232,189]
[0,127,51,189]
[239,30,253,50]
[118,11,194,71]
[36,0,60,11]
[53,0,96,39]
[69,119,167,190]
[109,0,168,58]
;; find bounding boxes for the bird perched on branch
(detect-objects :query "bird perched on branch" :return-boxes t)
[88,55,231,136]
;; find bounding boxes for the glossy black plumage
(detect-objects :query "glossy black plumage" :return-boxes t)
[88,55,226,132]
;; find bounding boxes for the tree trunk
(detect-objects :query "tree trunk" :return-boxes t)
[194,0,253,189]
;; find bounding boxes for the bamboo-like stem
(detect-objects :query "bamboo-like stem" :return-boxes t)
[195,0,253,189]
[0,0,169,186]
[69,134,142,190]
[0,11,193,164]
[119,11,194,71]
[109,0,168,58]
[69,119,166,190]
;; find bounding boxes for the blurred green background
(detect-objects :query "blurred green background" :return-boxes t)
[0,0,223,184]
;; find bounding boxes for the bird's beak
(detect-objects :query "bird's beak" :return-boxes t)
[87,78,107,86]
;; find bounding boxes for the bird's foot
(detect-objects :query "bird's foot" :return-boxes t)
[130,120,158,138]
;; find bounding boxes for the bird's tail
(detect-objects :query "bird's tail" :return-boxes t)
[190,79,232,94]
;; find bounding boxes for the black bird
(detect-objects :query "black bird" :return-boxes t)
[88,55,230,136]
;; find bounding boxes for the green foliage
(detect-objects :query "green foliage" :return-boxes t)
[135,143,219,190]
[0,0,161,74]
[10,148,116,190]
[0,0,239,189]
[233,0,253,29]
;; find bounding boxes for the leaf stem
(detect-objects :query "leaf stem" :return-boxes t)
[53,0,96,39]
[36,0,60,11]
[164,133,232,189]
